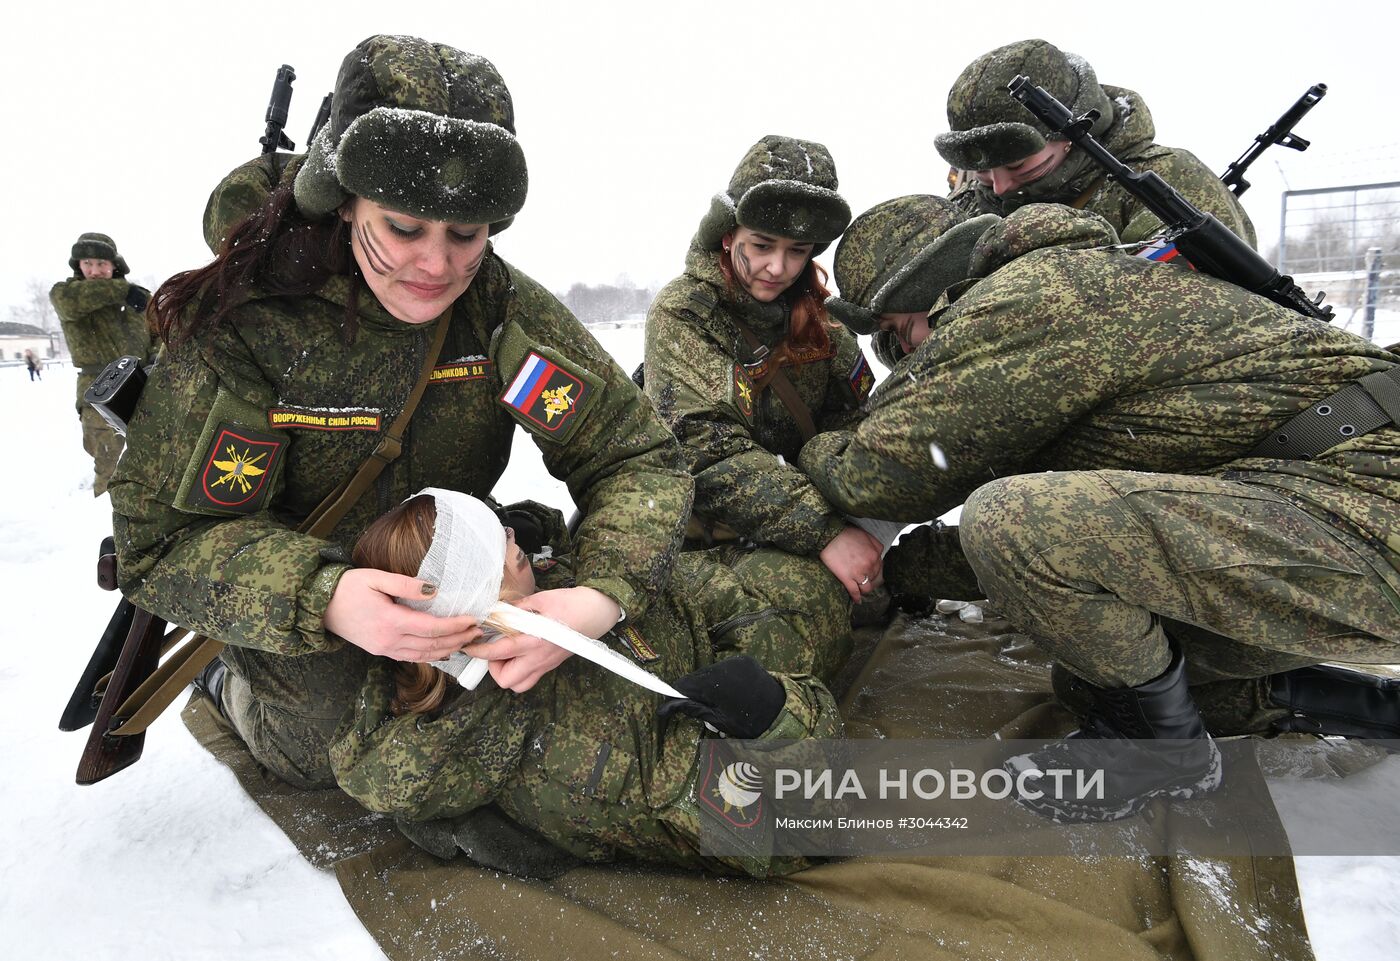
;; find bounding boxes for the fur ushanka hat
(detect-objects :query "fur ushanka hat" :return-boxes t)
[68,232,129,277]
[934,38,1113,172]
[825,195,997,335]
[293,34,528,234]
[695,135,851,254]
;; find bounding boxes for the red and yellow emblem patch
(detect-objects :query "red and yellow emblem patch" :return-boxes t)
[189,426,282,511]
[731,364,755,421]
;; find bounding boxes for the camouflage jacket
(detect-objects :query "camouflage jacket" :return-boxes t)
[644,245,874,555]
[801,205,1400,594]
[950,86,1257,247]
[330,549,841,865]
[110,251,691,657]
[48,277,153,374]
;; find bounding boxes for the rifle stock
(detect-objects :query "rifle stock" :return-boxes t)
[76,608,168,785]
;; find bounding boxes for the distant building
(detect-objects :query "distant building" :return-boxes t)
[0,321,59,363]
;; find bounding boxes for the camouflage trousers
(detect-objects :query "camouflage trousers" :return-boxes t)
[222,643,371,789]
[77,392,124,497]
[960,470,1400,694]
[684,545,853,684]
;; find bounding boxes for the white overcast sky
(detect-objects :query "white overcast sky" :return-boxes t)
[3,0,1397,310]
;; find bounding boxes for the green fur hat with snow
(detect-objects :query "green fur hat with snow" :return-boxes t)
[935,38,1113,172]
[293,34,528,234]
[826,195,998,335]
[695,135,851,254]
[68,232,130,278]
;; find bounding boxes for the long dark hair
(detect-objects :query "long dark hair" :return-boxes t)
[152,184,359,347]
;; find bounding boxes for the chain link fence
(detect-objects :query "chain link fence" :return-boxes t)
[1277,181,1400,342]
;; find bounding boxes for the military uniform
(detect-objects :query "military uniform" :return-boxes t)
[937,40,1256,247]
[803,203,1400,692]
[330,545,844,878]
[646,249,874,554]
[49,235,153,496]
[111,252,691,788]
[644,134,872,564]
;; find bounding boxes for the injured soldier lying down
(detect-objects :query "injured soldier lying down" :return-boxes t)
[330,488,848,877]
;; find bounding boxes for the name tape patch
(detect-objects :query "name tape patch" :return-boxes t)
[268,408,382,431]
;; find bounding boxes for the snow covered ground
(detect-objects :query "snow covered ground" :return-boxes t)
[3,317,1399,959]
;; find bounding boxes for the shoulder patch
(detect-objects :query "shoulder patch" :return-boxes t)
[498,347,603,443]
[848,350,876,401]
[730,364,756,422]
[176,387,286,516]
[614,623,660,664]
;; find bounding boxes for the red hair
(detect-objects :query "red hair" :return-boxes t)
[719,245,836,360]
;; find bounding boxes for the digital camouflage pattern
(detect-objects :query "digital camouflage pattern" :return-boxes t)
[935,39,1114,173]
[48,276,154,495]
[961,470,1400,688]
[694,135,850,255]
[645,245,869,557]
[110,250,691,787]
[330,545,846,877]
[801,203,1400,684]
[948,84,1257,247]
[202,153,301,253]
[293,35,526,232]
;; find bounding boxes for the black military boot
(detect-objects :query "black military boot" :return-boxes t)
[192,656,228,720]
[1004,648,1222,822]
[1269,665,1400,739]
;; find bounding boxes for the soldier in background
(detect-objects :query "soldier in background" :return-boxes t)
[937,39,1256,248]
[809,195,1400,820]
[48,233,153,495]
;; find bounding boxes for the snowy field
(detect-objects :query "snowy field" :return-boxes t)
[3,316,1399,960]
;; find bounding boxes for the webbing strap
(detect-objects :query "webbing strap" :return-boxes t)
[1249,366,1400,460]
[731,320,818,442]
[108,311,453,736]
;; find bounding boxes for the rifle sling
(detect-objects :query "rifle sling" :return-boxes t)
[108,312,453,737]
[731,320,818,443]
[1247,365,1400,461]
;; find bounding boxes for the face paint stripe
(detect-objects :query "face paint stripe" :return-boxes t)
[356,219,396,276]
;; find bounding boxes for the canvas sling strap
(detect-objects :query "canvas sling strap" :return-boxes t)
[106,312,453,737]
[731,318,818,442]
[1248,365,1400,460]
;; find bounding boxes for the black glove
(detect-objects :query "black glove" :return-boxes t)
[124,284,150,312]
[657,655,785,739]
[497,499,569,556]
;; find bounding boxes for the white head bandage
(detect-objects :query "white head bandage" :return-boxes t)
[398,487,686,699]
[399,487,505,690]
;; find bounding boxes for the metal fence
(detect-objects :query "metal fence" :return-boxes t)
[1278,181,1400,341]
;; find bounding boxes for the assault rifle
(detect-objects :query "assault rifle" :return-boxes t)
[1222,84,1327,197]
[1007,75,1333,322]
[260,64,297,155]
[308,93,333,145]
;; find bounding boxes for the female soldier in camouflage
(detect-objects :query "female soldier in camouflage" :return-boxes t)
[108,35,691,790]
[331,489,844,877]
[644,136,883,609]
[937,39,1256,248]
[805,194,1400,820]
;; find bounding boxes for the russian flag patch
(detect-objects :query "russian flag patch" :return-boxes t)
[500,351,591,435]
